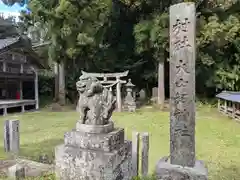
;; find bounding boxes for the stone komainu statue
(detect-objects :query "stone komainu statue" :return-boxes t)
[76,74,116,125]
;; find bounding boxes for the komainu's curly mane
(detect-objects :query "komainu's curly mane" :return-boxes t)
[76,75,116,125]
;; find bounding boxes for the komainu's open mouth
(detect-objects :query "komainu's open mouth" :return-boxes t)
[78,84,86,89]
[76,81,87,91]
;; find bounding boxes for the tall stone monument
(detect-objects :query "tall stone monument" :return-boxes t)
[55,74,132,180]
[155,2,208,180]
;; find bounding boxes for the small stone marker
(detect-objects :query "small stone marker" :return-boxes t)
[158,61,165,106]
[8,164,25,180]
[4,120,10,152]
[151,87,158,102]
[152,87,158,98]
[1,158,54,178]
[132,132,139,177]
[141,132,149,177]
[4,120,20,154]
[139,89,146,101]
[16,167,25,180]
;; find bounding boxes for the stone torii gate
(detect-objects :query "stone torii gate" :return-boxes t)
[81,70,129,112]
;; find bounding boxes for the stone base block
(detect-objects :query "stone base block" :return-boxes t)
[123,104,136,112]
[76,121,114,133]
[64,128,125,152]
[155,157,208,180]
[55,141,132,180]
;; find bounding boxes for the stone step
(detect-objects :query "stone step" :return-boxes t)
[0,158,54,178]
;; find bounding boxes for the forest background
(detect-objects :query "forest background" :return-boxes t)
[3,0,240,105]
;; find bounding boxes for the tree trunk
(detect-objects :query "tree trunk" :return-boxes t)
[54,62,59,102]
[158,61,165,109]
[58,61,66,105]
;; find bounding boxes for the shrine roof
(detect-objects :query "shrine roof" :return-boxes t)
[0,36,48,69]
[0,36,20,49]
[216,91,240,103]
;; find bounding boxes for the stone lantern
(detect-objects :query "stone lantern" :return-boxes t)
[124,79,136,112]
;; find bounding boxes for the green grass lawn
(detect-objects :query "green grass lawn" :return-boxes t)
[0,106,240,180]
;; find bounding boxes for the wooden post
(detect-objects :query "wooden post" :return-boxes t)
[3,107,7,116]
[34,69,39,110]
[217,99,220,111]
[116,77,122,112]
[224,100,227,114]
[19,81,23,100]
[141,132,149,177]
[232,102,236,118]
[132,132,139,177]
[158,61,165,109]
[3,61,6,72]
[20,64,23,100]
[237,103,240,121]
[58,61,65,105]
[54,62,59,101]
[21,105,25,113]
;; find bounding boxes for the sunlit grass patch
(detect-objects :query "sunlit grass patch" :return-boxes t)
[0,106,239,180]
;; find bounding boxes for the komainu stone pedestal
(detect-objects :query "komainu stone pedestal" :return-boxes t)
[155,157,208,180]
[55,121,132,180]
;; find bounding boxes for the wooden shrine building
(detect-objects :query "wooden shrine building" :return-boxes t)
[216,91,240,122]
[0,36,45,115]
